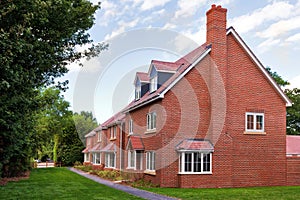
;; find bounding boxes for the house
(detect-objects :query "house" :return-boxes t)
[82,5,299,188]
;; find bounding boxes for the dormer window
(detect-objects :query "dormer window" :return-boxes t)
[150,76,157,93]
[135,85,141,100]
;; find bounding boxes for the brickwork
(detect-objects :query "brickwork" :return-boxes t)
[287,157,300,185]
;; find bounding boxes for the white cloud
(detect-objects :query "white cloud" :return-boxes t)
[141,0,172,11]
[230,1,294,34]
[288,75,300,89]
[257,16,300,39]
[286,33,300,42]
[257,38,281,53]
[104,18,139,40]
[175,0,207,19]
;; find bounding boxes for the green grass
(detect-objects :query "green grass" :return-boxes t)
[0,168,142,200]
[141,186,300,200]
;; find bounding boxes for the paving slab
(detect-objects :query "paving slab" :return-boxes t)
[69,168,178,200]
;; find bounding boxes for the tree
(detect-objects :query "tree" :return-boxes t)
[266,67,300,135]
[0,0,105,177]
[73,111,98,145]
[285,88,300,135]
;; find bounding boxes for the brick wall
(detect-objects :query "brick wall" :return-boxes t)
[287,157,300,185]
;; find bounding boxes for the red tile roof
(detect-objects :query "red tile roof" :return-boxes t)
[128,136,144,150]
[287,135,300,155]
[82,147,89,153]
[136,72,149,82]
[101,142,116,152]
[85,130,96,138]
[152,60,179,72]
[90,143,102,152]
[95,111,125,131]
[176,139,214,152]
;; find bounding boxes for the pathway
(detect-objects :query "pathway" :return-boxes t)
[69,168,178,200]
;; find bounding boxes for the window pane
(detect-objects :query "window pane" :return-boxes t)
[247,115,254,130]
[256,115,263,130]
[203,153,211,172]
[184,153,192,172]
[193,152,201,172]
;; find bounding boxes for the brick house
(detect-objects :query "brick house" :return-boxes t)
[82,5,300,188]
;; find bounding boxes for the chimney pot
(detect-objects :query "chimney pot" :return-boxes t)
[212,4,216,8]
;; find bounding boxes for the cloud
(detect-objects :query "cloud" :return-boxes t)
[257,38,281,53]
[104,18,139,40]
[257,16,300,39]
[174,0,207,19]
[140,0,172,11]
[286,33,300,42]
[230,1,294,34]
[288,74,300,89]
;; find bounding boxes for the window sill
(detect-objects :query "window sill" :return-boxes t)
[145,129,156,134]
[144,170,156,175]
[178,172,212,175]
[244,131,266,135]
[110,138,117,141]
[126,167,136,170]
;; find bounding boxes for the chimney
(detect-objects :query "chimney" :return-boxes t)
[206,4,227,83]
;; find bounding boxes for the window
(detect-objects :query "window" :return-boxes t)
[179,152,212,174]
[98,131,102,142]
[105,152,115,168]
[245,112,264,132]
[150,76,157,93]
[93,153,101,164]
[146,151,155,171]
[147,112,156,131]
[84,153,90,162]
[127,150,136,169]
[129,119,133,135]
[135,86,141,100]
[110,126,117,139]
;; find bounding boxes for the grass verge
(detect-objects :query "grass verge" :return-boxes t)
[0,168,142,200]
[141,185,300,200]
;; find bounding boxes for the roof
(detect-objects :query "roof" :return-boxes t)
[136,72,149,83]
[85,130,96,138]
[176,139,214,152]
[127,136,144,150]
[287,135,300,155]
[82,147,89,153]
[90,143,102,152]
[124,44,210,112]
[95,111,125,131]
[101,142,116,152]
[151,60,179,72]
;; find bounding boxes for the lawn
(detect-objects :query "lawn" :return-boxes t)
[0,168,142,200]
[142,185,300,200]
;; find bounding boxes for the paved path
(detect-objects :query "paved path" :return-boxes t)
[69,168,178,200]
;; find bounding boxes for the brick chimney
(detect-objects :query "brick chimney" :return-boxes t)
[206,4,227,81]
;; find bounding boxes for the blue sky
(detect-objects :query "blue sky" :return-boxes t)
[61,0,300,123]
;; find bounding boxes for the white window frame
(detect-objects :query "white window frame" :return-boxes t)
[146,151,155,171]
[84,153,90,162]
[147,112,156,131]
[129,119,133,135]
[127,150,136,169]
[92,152,101,165]
[150,76,157,93]
[245,112,264,132]
[110,126,117,139]
[135,86,141,100]
[105,152,116,168]
[179,152,212,174]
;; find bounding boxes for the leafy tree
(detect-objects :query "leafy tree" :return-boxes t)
[285,88,300,135]
[73,111,98,145]
[0,0,105,177]
[266,67,299,135]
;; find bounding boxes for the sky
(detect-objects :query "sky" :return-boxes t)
[59,0,300,123]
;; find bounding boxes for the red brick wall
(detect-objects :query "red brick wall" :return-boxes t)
[287,157,300,185]
[226,33,287,187]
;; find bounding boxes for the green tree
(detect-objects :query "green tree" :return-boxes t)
[0,0,105,177]
[266,67,299,135]
[73,111,98,145]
